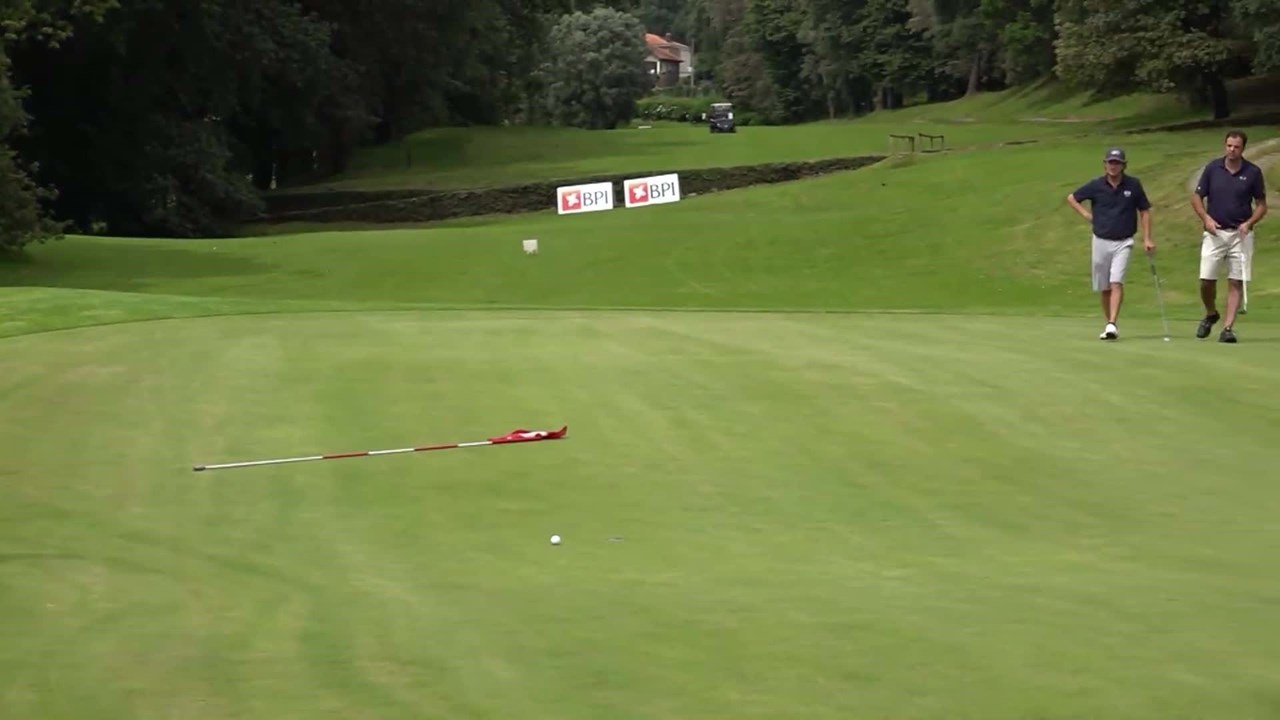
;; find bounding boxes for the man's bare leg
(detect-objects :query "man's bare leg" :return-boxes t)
[1200,279,1218,316]
[1108,282,1124,323]
[1224,279,1243,328]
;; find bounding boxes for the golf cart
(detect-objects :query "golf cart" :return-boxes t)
[708,102,736,133]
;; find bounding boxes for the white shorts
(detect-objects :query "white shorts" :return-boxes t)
[1200,229,1254,282]
[1092,236,1133,291]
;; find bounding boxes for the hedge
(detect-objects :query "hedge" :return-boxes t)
[254,155,886,225]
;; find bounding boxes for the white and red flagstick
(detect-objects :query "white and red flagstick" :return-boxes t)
[193,426,568,472]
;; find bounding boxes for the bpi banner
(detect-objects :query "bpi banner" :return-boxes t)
[556,181,614,215]
[624,173,682,209]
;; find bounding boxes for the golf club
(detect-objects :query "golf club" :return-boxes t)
[1148,253,1171,341]
[1242,237,1249,314]
[193,426,568,472]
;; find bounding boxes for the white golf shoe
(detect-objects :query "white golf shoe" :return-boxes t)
[1099,322,1118,341]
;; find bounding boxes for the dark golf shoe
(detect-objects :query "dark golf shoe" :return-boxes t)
[1219,327,1238,343]
[1196,312,1220,339]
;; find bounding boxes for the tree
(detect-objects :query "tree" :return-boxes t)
[979,0,1056,85]
[543,7,649,129]
[0,0,116,252]
[1233,0,1280,73]
[799,0,868,118]
[639,0,684,33]
[9,0,347,236]
[855,0,936,108]
[1054,0,1245,118]
[746,0,816,122]
[908,0,999,96]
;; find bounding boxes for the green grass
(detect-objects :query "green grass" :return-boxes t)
[5,122,1280,719]
[299,121,1063,191]
[289,81,1216,192]
[9,129,1277,330]
[4,311,1280,719]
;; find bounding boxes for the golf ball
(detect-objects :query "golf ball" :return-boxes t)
[1164,338,1171,342]
[550,534,561,545]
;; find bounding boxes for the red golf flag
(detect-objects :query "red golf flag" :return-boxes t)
[488,426,569,443]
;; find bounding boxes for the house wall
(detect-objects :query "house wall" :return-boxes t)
[674,45,694,79]
[645,34,696,86]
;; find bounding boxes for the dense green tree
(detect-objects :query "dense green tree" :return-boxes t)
[1233,0,1280,73]
[974,0,1056,85]
[640,0,684,33]
[0,0,116,251]
[1054,0,1245,118]
[746,0,816,122]
[543,7,650,129]
[10,0,346,236]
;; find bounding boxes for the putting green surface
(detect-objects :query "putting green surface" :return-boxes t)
[4,310,1280,719]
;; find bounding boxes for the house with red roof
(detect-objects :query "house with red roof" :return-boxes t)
[644,33,694,88]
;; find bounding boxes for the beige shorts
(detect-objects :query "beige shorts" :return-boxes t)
[1200,229,1254,281]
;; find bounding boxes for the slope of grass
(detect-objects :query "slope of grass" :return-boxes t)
[6,127,1277,339]
[298,121,1068,192]
[287,81,1228,192]
[4,310,1280,720]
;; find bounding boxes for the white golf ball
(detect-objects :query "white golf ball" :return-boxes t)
[550,534,561,545]
[1164,338,1171,342]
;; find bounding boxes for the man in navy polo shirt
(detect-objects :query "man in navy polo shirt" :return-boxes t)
[1190,130,1268,343]
[1067,147,1155,340]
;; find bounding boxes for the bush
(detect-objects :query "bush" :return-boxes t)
[635,95,726,123]
[542,9,650,130]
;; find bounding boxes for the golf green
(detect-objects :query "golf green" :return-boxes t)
[3,310,1279,719]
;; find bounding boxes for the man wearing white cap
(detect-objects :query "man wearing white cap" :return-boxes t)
[1066,147,1155,340]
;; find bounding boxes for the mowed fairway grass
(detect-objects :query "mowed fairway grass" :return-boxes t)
[4,121,1280,719]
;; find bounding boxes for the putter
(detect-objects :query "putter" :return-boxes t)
[1242,249,1249,315]
[1148,254,1171,341]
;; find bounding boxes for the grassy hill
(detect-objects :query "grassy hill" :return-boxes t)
[5,126,1277,336]
[4,93,1280,720]
[280,80,1231,193]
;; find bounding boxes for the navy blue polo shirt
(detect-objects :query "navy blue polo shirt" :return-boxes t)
[1194,158,1266,229]
[1072,174,1151,240]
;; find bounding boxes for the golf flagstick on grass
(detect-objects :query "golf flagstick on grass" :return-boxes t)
[193,426,568,472]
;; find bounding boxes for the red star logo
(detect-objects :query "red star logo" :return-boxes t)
[560,190,580,211]
[629,182,648,203]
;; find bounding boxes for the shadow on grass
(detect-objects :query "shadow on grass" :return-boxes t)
[0,552,87,564]
[0,239,278,293]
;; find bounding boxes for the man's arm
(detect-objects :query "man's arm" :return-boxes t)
[1190,192,1218,232]
[1136,181,1154,252]
[1241,197,1267,234]
[1066,183,1093,222]
[1191,166,1218,232]
[1241,173,1268,233]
